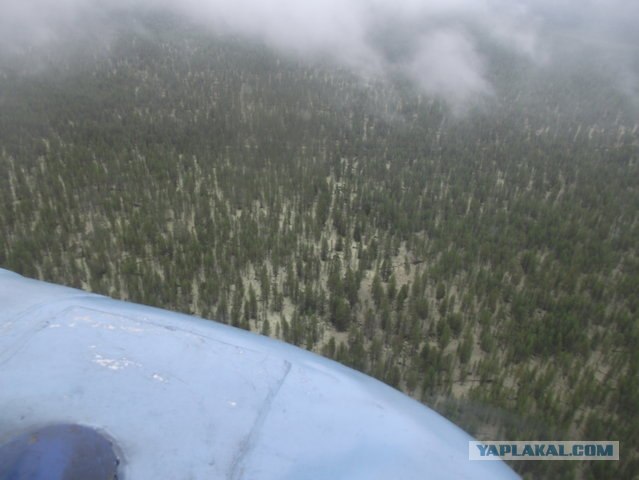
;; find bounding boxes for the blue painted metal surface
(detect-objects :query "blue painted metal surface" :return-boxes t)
[0,269,518,479]
[0,424,119,480]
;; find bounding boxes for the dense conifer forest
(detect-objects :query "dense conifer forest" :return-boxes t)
[1,15,637,478]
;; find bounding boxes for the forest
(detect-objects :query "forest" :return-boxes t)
[1,14,638,479]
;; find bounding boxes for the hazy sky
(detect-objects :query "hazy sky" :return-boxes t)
[1,0,637,108]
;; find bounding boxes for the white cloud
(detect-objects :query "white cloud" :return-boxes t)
[1,0,636,107]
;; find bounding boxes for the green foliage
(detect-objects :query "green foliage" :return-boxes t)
[1,16,638,478]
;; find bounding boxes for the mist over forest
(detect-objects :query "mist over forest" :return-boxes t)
[2,0,639,110]
[1,2,638,478]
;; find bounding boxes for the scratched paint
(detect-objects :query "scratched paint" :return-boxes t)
[0,269,518,480]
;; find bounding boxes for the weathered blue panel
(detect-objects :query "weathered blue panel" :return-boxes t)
[0,424,119,480]
[0,269,518,479]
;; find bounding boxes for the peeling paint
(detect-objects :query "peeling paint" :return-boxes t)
[0,269,517,480]
[93,354,141,371]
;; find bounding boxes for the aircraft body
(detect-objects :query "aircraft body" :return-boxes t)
[0,269,518,479]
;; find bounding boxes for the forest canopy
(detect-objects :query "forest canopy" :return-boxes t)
[1,13,638,479]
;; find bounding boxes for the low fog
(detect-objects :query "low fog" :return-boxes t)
[1,0,638,109]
